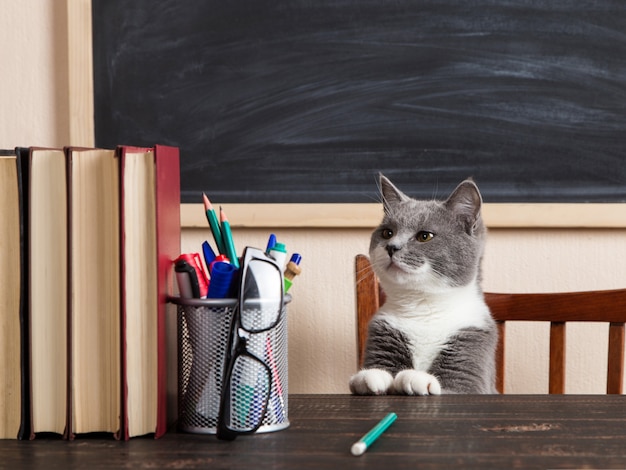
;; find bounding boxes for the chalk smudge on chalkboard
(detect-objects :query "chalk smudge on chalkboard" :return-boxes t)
[93,1,626,203]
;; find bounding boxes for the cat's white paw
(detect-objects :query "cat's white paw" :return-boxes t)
[393,370,442,396]
[349,369,394,395]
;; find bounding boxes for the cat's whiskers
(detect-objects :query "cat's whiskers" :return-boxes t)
[430,180,440,201]
[355,265,379,286]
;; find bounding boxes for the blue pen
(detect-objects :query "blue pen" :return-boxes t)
[284,253,302,292]
[202,240,216,272]
[265,233,277,254]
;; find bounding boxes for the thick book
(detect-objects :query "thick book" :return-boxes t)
[0,149,28,439]
[20,147,68,438]
[65,147,121,439]
[119,145,180,439]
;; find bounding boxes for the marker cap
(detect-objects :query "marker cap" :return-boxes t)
[266,233,277,253]
[289,253,302,265]
[269,242,288,268]
[270,242,287,254]
[209,254,230,274]
[207,261,237,298]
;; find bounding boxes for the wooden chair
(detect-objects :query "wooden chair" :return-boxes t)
[355,254,626,394]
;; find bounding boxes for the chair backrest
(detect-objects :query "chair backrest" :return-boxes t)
[355,254,626,394]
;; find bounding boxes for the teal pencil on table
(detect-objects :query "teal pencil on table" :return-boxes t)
[351,412,397,456]
[203,193,226,255]
[219,206,240,268]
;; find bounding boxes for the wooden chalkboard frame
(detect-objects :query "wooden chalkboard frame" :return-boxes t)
[68,0,626,228]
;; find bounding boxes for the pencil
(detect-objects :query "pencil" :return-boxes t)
[202,193,226,255]
[351,412,397,456]
[219,206,240,269]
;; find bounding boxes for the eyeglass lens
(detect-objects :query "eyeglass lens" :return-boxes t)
[241,258,282,332]
[224,354,271,432]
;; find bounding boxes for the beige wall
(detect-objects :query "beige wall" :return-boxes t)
[4,1,626,396]
[1,1,69,147]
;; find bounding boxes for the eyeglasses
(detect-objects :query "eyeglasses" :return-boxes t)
[216,246,284,441]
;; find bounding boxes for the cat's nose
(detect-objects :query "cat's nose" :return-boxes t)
[386,244,400,257]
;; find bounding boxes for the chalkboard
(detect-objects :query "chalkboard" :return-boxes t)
[92,0,626,203]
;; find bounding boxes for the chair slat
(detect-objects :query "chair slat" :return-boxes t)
[355,254,380,368]
[607,322,625,394]
[549,322,566,394]
[484,291,626,323]
[496,322,506,394]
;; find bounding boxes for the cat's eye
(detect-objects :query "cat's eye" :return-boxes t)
[416,231,434,243]
[381,228,394,239]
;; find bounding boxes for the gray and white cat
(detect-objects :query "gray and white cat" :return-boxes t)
[349,175,497,395]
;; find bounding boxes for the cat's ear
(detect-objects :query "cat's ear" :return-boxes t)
[379,174,410,208]
[445,179,483,234]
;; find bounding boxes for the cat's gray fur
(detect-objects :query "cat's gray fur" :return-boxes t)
[349,175,497,395]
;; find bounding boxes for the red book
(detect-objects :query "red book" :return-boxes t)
[119,145,180,439]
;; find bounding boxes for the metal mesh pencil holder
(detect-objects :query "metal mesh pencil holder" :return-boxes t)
[170,296,290,434]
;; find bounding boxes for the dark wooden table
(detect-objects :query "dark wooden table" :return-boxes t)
[3,394,626,469]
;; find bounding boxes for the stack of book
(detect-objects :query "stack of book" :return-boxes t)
[0,145,180,440]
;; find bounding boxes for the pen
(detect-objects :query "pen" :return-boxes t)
[268,242,287,269]
[284,253,302,292]
[220,206,240,269]
[202,240,216,273]
[351,412,397,456]
[207,261,237,298]
[176,253,209,298]
[209,254,230,273]
[265,233,277,253]
[175,259,200,298]
[203,193,226,255]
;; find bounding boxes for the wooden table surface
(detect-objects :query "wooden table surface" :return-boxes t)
[3,394,626,469]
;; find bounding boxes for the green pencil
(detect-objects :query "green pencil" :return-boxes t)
[219,206,240,269]
[351,412,397,456]
[203,193,226,255]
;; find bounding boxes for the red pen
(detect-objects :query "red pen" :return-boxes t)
[176,253,209,298]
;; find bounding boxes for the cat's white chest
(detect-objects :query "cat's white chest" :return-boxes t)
[377,283,491,371]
